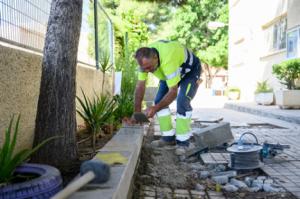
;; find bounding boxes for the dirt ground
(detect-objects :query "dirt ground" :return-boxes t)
[132,125,297,199]
[61,127,115,186]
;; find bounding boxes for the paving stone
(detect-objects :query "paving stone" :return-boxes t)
[143,190,156,197]
[207,191,223,196]
[285,186,300,192]
[141,186,155,191]
[207,191,226,199]
[200,153,230,165]
[293,192,300,198]
[190,190,205,196]
[162,187,172,193]
[174,189,190,195]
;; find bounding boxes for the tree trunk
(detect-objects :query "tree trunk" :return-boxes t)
[31,0,83,169]
[202,63,212,88]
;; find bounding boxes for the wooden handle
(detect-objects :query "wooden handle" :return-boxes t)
[51,171,95,199]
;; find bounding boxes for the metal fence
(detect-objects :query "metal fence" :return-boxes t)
[0,0,50,51]
[0,0,113,67]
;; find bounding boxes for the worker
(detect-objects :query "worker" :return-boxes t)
[133,40,202,155]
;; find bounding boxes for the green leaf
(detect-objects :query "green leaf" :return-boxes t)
[0,115,59,183]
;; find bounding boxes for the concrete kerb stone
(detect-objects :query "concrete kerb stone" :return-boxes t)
[69,125,148,199]
[188,122,234,156]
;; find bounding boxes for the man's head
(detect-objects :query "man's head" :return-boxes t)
[135,47,159,73]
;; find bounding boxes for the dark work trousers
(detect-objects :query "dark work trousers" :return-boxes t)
[154,58,201,116]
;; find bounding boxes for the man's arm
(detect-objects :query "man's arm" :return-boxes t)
[154,85,178,112]
[134,80,146,112]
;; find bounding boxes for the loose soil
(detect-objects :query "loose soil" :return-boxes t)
[60,126,116,186]
[132,124,297,199]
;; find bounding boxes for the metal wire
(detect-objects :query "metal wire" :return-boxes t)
[0,0,113,68]
[0,0,50,51]
[230,151,262,169]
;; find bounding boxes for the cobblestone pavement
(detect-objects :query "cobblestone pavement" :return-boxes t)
[193,108,300,198]
[139,185,225,199]
[146,108,300,198]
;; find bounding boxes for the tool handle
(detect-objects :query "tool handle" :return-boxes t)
[51,171,95,199]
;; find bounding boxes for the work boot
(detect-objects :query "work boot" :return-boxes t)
[151,136,176,148]
[175,141,195,156]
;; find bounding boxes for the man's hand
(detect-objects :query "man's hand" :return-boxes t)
[145,105,158,118]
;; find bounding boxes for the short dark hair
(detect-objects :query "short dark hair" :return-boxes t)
[134,47,156,63]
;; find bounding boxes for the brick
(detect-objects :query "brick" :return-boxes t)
[174,189,189,195]
[207,191,224,197]
[142,185,155,192]
[208,191,223,196]
[190,190,205,196]
[143,190,155,197]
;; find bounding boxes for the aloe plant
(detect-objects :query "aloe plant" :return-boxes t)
[76,89,116,152]
[99,51,113,92]
[0,115,58,185]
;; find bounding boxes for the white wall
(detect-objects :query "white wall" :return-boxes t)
[228,0,292,101]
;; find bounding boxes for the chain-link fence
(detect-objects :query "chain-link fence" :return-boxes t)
[0,0,113,68]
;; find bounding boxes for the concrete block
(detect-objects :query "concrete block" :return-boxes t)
[174,189,190,198]
[212,175,229,185]
[229,178,248,188]
[222,184,238,192]
[174,189,189,195]
[190,190,205,196]
[195,184,205,191]
[199,171,210,179]
[192,122,234,153]
[212,170,237,178]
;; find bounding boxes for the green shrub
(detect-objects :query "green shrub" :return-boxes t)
[272,58,300,90]
[0,115,58,185]
[228,87,240,93]
[76,90,116,151]
[255,80,273,94]
[113,92,134,123]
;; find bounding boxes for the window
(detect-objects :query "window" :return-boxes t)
[286,27,300,58]
[272,18,287,51]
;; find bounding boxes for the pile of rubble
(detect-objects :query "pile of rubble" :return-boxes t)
[197,165,285,193]
[188,121,288,194]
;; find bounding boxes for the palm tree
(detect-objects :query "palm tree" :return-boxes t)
[31,0,83,169]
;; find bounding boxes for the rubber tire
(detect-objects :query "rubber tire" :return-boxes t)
[0,163,63,199]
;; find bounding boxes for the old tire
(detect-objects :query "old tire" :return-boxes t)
[0,163,63,199]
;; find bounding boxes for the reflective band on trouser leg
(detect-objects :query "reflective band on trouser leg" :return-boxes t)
[157,108,175,136]
[185,111,193,137]
[176,113,191,141]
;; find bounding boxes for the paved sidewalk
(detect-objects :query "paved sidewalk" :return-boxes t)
[192,108,300,198]
[225,102,300,125]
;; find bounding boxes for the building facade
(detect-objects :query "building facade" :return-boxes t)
[228,0,300,101]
